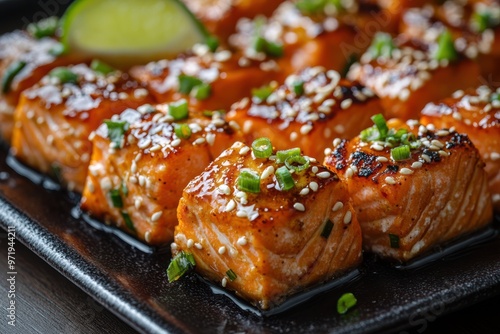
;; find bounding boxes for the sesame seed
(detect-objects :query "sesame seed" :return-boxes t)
[491,152,500,161]
[421,154,431,163]
[218,184,231,195]
[324,148,332,156]
[300,124,313,135]
[294,203,305,211]
[129,176,138,184]
[237,236,248,246]
[429,145,440,151]
[236,210,248,218]
[317,171,331,179]
[312,166,319,174]
[346,167,354,178]
[438,150,449,157]
[290,132,298,142]
[431,139,444,148]
[332,201,343,212]
[261,166,275,179]
[134,197,142,209]
[343,211,352,224]
[436,130,449,137]
[187,239,194,248]
[171,242,178,251]
[225,200,236,212]
[426,124,435,131]
[239,146,250,155]
[333,138,341,147]
[452,90,464,99]
[151,211,163,222]
[411,161,423,169]
[340,99,353,110]
[144,231,151,243]
[399,89,410,101]
[139,175,146,187]
[206,133,216,146]
[452,112,462,120]
[371,143,384,151]
[218,246,226,255]
[222,277,227,287]
[385,176,396,185]
[400,168,414,175]
[195,243,203,249]
[171,139,181,147]
[309,182,319,192]
[376,156,389,163]
[300,188,310,196]
[419,125,428,134]
[150,144,161,152]
[193,137,206,145]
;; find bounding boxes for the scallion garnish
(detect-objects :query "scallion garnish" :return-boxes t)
[295,0,342,15]
[167,251,196,283]
[27,17,59,39]
[121,212,135,232]
[1,60,26,93]
[178,74,203,94]
[285,155,310,172]
[104,120,129,148]
[91,59,116,75]
[226,269,237,281]
[321,219,334,239]
[389,234,400,249]
[369,32,396,59]
[264,41,284,57]
[292,81,305,96]
[174,123,192,139]
[491,93,500,102]
[371,114,388,140]
[276,147,301,163]
[110,189,123,208]
[191,82,211,100]
[205,35,219,53]
[122,183,129,197]
[434,30,458,62]
[48,43,67,57]
[237,170,261,193]
[337,292,357,314]
[359,127,380,142]
[251,84,274,102]
[275,166,295,191]
[251,137,273,159]
[49,67,78,84]
[390,145,411,161]
[169,100,189,121]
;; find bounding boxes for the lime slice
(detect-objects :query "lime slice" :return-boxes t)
[61,0,206,67]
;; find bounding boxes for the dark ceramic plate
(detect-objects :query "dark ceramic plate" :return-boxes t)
[1,3,500,334]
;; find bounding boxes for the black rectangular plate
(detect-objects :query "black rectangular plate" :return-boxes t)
[1,4,500,333]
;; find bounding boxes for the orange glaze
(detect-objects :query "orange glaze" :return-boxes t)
[226,66,385,160]
[324,119,493,262]
[174,141,362,309]
[0,31,86,143]
[80,104,243,245]
[11,64,154,192]
[348,37,481,120]
[130,48,284,113]
[184,0,283,42]
[420,86,500,211]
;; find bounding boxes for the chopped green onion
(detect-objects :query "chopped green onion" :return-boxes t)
[167,251,196,283]
[251,84,274,102]
[253,36,267,53]
[174,123,192,139]
[178,74,203,94]
[275,166,295,191]
[321,219,334,239]
[341,54,358,77]
[104,120,129,148]
[369,32,396,59]
[285,155,310,172]
[292,81,305,96]
[264,41,284,57]
[390,145,411,161]
[1,60,26,93]
[121,212,135,232]
[371,114,388,140]
[121,183,129,197]
[337,292,357,314]
[203,110,225,118]
[295,0,342,15]
[276,147,301,164]
[169,100,189,121]
[471,11,497,33]
[389,234,400,249]
[49,67,78,84]
[27,17,59,39]
[109,189,123,208]
[251,137,273,158]
[491,93,500,102]
[237,170,261,193]
[359,127,380,142]
[226,269,237,281]
[434,30,458,62]
[205,35,219,52]
[191,82,211,100]
[48,43,67,57]
[91,59,116,75]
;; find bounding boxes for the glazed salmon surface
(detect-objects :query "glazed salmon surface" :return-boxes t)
[174,141,362,309]
[81,104,243,245]
[324,118,493,262]
[420,86,500,211]
[11,64,153,192]
[227,66,385,160]
[130,48,283,113]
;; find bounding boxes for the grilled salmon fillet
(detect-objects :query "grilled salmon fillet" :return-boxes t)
[420,86,500,211]
[173,140,362,309]
[11,63,153,192]
[80,104,243,245]
[324,117,493,262]
[130,48,283,113]
[0,31,84,143]
[226,66,385,160]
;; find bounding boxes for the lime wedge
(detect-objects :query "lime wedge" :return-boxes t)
[61,0,206,67]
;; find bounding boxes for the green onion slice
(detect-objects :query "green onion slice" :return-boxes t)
[337,292,357,314]
[48,43,67,57]
[264,41,284,57]
[27,16,59,39]
[371,114,388,140]
[285,155,310,172]
[434,30,458,62]
[205,35,219,52]
[169,100,189,121]
[360,127,380,142]
[389,234,400,249]
[251,137,273,159]
[251,84,274,102]
[121,183,129,197]
[91,59,116,75]
[237,169,261,193]
[1,60,26,94]
[226,269,237,281]
[390,145,411,161]
[292,81,305,96]
[104,120,129,148]
[110,189,123,208]
[275,166,295,191]
[321,219,334,239]
[121,212,135,232]
[178,74,203,94]
[174,123,192,139]
[369,32,396,59]
[276,147,301,164]
[191,82,211,100]
[49,67,78,84]
[167,251,196,283]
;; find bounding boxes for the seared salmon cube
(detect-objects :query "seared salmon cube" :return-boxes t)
[227,66,385,160]
[11,63,154,192]
[173,140,362,309]
[80,103,243,245]
[324,117,493,262]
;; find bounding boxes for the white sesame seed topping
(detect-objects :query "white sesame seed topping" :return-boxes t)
[333,138,341,147]
[332,201,343,212]
[225,200,236,212]
[222,277,227,287]
[218,184,231,195]
[343,211,352,224]
[300,124,313,135]
[151,211,163,222]
[340,99,353,110]
[385,176,396,185]
[171,242,178,251]
[316,171,331,179]
[431,139,444,148]
[324,148,332,156]
[194,243,203,249]
[438,150,449,157]
[452,112,462,120]
[371,143,384,151]
[436,130,449,137]
[218,246,226,255]
[171,139,181,147]
[261,166,275,179]
[421,154,431,163]
[311,166,319,174]
[236,210,248,218]
[376,156,389,163]
[400,168,414,175]
[239,146,250,155]
[294,203,305,211]
[237,236,248,246]
[290,132,298,142]
[206,133,216,146]
[346,168,354,178]
[309,182,319,192]
[491,152,500,161]
[193,137,206,145]
[187,239,194,248]
[411,161,423,169]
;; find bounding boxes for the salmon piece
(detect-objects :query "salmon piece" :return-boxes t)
[183,0,283,42]
[173,141,362,309]
[420,86,500,211]
[348,34,481,120]
[130,49,283,113]
[80,104,243,245]
[11,64,153,192]
[226,66,385,160]
[0,31,85,143]
[229,1,385,76]
[324,118,493,262]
